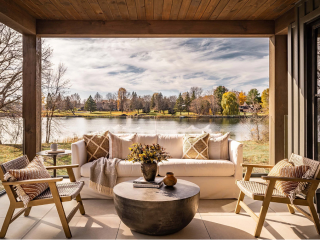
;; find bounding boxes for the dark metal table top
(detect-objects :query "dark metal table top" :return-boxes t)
[36,150,72,156]
[113,179,200,202]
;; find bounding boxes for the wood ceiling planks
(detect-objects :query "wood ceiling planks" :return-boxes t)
[11,0,300,21]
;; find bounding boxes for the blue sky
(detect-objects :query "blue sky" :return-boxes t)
[45,38,269,99]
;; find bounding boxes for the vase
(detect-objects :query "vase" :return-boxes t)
[141,162,158,181]
[163,172,177,187]
[50,143,58,151]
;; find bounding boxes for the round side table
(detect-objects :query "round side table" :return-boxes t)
[36,150,72,177]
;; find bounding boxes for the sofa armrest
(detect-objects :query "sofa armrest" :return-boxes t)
[229,139,243,181]
[71,140,86,180]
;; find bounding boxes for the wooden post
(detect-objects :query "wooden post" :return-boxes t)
[23,35,41,160]
[269,35,288,164]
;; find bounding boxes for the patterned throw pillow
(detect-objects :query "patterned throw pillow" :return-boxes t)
[83,131,109,162]
[267,159,293,190]
[182,133,209,159]
[277,165,310,199]
[4,156,51,207]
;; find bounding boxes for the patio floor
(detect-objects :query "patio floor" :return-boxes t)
[0,193,320,239]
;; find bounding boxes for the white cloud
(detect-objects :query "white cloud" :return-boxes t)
[44,38,269,99]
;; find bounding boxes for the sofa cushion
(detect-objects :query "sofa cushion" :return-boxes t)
[108,132,136,159]
[182,133,209,159]
[136,134,158,145]
[158,134,184,158]
[208,132,230,160]
[158,159,235,177]
[83,131,109,162]
[81,160,142,178]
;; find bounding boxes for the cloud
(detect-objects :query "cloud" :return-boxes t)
[44,38,269,99]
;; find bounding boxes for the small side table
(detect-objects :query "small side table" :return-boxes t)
[36,150,72,177]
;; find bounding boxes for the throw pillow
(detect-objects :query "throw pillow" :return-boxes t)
[108,132,137,159]
[267,159,293,190]
[182,133,210,159]
[277,165,310,200]
[4,156,51,207]
[83,131,109,162]
[208,132,230,160]
[158,134,184,159]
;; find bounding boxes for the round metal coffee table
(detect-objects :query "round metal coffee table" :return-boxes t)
[113,179,200,236]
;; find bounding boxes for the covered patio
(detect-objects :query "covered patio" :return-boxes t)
[0,0,319,239]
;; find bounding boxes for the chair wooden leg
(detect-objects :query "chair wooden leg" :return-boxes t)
[49,183,72,239]
[254,201,270,238]
[235,191,245,214]
[76,194,85,215]
[0,205,15,238]
[308,200,320,234]
[24,207,32,217]
[287,204,295,214]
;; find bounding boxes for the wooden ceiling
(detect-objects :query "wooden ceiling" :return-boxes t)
[12,0,299,21]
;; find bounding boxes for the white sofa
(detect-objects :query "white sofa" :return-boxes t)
[71,134,243,199]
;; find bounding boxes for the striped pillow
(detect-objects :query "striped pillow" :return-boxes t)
[267,159,293,190]
[4,156,51,207]
[277,165,310,200]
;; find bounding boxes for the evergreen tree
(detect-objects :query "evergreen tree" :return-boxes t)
[150,94,156,109]
[191,91,196,101]
[175,93,184,115]
[85,95,97,112]
[214,86,228,113]
[184,92,191,115]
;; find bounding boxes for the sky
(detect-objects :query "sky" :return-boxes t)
[45,38,269,100]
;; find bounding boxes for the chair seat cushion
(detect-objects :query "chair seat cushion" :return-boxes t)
[158,159,235,177]
[237,180,287,199]
[81,161,142,178]
[34,181,84,200]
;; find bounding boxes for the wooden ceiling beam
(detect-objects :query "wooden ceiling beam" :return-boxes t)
[36,20,275,37]
[0,0,36,34]
[275,7,295,35]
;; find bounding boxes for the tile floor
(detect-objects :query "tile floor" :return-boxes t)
[0,195,319,239]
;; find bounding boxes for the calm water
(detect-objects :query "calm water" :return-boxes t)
[47,117,267,142]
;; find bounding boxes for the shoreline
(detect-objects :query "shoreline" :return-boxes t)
[51,114,264,119]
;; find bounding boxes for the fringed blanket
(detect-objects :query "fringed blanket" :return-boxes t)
[89,157,122,195]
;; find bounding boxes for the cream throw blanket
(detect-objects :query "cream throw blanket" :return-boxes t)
[89,157,122,195]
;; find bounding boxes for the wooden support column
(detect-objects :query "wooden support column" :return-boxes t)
[269,35,288,164]
[23,35,41,160]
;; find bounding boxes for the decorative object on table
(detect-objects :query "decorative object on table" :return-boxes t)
[182,132,210,159]
[133,177,163,188]
[0,155,86,239]
[235,153,320,238]
[113,179,200,236]
[83,131,109,162]
[50,143,58,151]
[36,150,72,177]
[163,172,177,187]
[127,143,170,181]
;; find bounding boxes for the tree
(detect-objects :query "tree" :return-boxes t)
[106,92,117,114]
[117,87,128,112]
[175,93,184,115]
[85,95,97,112]
[142,95,151,113]
[261,88,269,112]
[247,88,260,105]
[94,92,102,103]
[184,92,191,115]
[238,91,246,105]
[221,92,239,115]
[70,93,81,108]
[131,91,138,112]
[190,97,210,115]
[214,86,228,113]
[43,63,70,143]
[190,87,203,99]
[64,96,75,114]
[150,94,156,109]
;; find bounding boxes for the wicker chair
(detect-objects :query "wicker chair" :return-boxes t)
[0,155,85,239]
[235,162,320,238]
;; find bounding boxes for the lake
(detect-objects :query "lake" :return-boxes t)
[47,117,268,142]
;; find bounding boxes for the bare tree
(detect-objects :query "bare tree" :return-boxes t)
[190,87,203,98]
[106,92,117,114]
[42,63,70,143]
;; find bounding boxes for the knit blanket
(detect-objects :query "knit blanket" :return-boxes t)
[89,157,122,195]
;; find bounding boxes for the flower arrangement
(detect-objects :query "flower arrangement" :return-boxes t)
[127,143,170,163]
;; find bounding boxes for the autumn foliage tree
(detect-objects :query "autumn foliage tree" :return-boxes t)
[117,87,128,112]
[261,88,269,111]
[221,92,239,115]
[214,86,228,113]
[238,91,246,105]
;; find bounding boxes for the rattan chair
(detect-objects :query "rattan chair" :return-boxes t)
[0,155,85,239]
[235,163,320,238]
